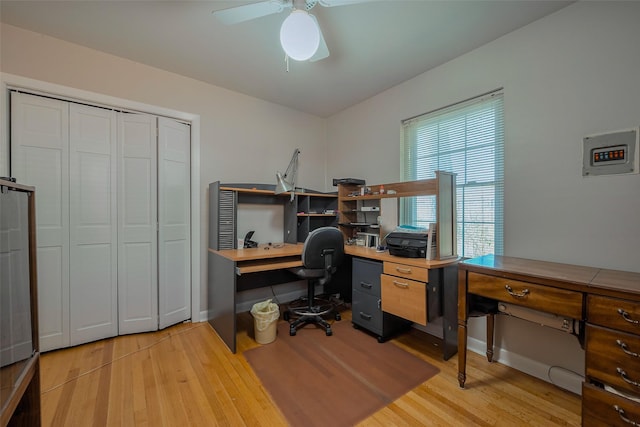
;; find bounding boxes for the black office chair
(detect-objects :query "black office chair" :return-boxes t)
[284,226,345,337]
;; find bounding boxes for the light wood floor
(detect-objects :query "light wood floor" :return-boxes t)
[40,310,581,426]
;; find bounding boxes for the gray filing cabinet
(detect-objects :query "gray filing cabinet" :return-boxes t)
[351,257,409,342]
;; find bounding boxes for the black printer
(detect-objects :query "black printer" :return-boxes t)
[386,232,429,258]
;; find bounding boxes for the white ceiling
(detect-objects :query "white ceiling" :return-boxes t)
[0,0,573,117]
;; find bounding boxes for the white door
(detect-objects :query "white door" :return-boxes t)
[68,103,118,345]
[157,117,191,329]
[118,113,158,334]
[10,92,70,352]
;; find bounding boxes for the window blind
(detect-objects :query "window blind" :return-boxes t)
[400,90,504,258]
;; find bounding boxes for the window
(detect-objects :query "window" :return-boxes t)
[400,90,504,258]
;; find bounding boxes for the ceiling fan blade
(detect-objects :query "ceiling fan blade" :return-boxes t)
[318,0,374,7]
[309,14,329,62]
[213,0,289,25]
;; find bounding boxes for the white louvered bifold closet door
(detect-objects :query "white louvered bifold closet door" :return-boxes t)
[68,103,118,346]
[157,117,191,329]
[118,113,158,335]
[10,92,71,352]
[11,92,191,350]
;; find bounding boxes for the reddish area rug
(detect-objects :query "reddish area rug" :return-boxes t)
[244,320,439,426]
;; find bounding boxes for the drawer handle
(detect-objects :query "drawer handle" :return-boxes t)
[393,280,409,288]
[359,281,373,290]
[617,367,640,388]
[617,340,640,358]
[618,308,640,325]
[504,284,529,298]
[359,312,372,320]
[614,405,640,426]
[395,267,412,274]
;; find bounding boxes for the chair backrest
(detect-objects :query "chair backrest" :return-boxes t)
[301,227,345,272]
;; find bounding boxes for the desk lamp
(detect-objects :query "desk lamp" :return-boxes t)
[275,148,300,202]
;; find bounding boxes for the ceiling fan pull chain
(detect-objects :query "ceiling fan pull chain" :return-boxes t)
[285,54,290,72]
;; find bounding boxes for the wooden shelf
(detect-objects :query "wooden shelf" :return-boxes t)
[337,171,457,261]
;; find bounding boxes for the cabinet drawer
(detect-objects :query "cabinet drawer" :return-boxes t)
[467,272,583,319]
[353,258,383,297]
[381,274,427,325]
[587,324,640,396]
[588,294,640,335]
[583,382,640,427]
[383,262,428,283]
[352,290,382,334]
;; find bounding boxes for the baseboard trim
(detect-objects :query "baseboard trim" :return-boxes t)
[467,335,583,395]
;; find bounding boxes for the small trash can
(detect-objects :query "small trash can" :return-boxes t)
[250,299,280,344]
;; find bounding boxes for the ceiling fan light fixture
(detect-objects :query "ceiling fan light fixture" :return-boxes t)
[280,9,320,61]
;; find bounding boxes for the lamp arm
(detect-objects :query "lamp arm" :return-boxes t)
[282,148,300,180]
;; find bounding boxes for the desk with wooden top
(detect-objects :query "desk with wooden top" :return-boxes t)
[458,255,640,425]
[208,243,303,353]
[208,242,459,356]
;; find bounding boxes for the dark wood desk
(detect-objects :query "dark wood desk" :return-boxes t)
[458,255,640,426]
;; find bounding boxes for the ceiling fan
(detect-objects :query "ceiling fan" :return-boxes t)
[213,0,371,62]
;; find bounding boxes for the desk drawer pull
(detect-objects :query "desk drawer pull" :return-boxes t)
[614,405,640,426]
[395,267,412,274]
[504,284,529,298]
[617,340,640,358]
[619,308,640,325]
[359,282,373,290]
[617,367,640,388]
[393,280,409,289]
[359,312,372,321]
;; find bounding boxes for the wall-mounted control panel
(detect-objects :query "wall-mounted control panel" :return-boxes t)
[582,127,638,176]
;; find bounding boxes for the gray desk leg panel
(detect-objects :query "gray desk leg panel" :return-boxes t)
[442,264,459,361]
[208,252,237,353]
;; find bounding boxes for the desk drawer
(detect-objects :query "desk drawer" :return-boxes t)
[583,382,640,427]
[381,274,427,325]
[467,272,583,319]
[353,258,383,297]
[352,290,382,334]
[383,262,428,282]
[588,295,640,335]
[587,324,640,396]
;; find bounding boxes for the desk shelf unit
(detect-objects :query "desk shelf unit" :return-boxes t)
[0,180,41,427]
[337,171,457,260]
[208,182,338,250]
[294,193,338,243]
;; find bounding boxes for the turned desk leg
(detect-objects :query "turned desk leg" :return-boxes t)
[457,318,468,388]
[486,313,495,362]
[457,269,468,389]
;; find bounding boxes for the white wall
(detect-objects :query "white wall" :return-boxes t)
[0,23,329,317]
[326,1,640,392]
[2,2,639,392]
